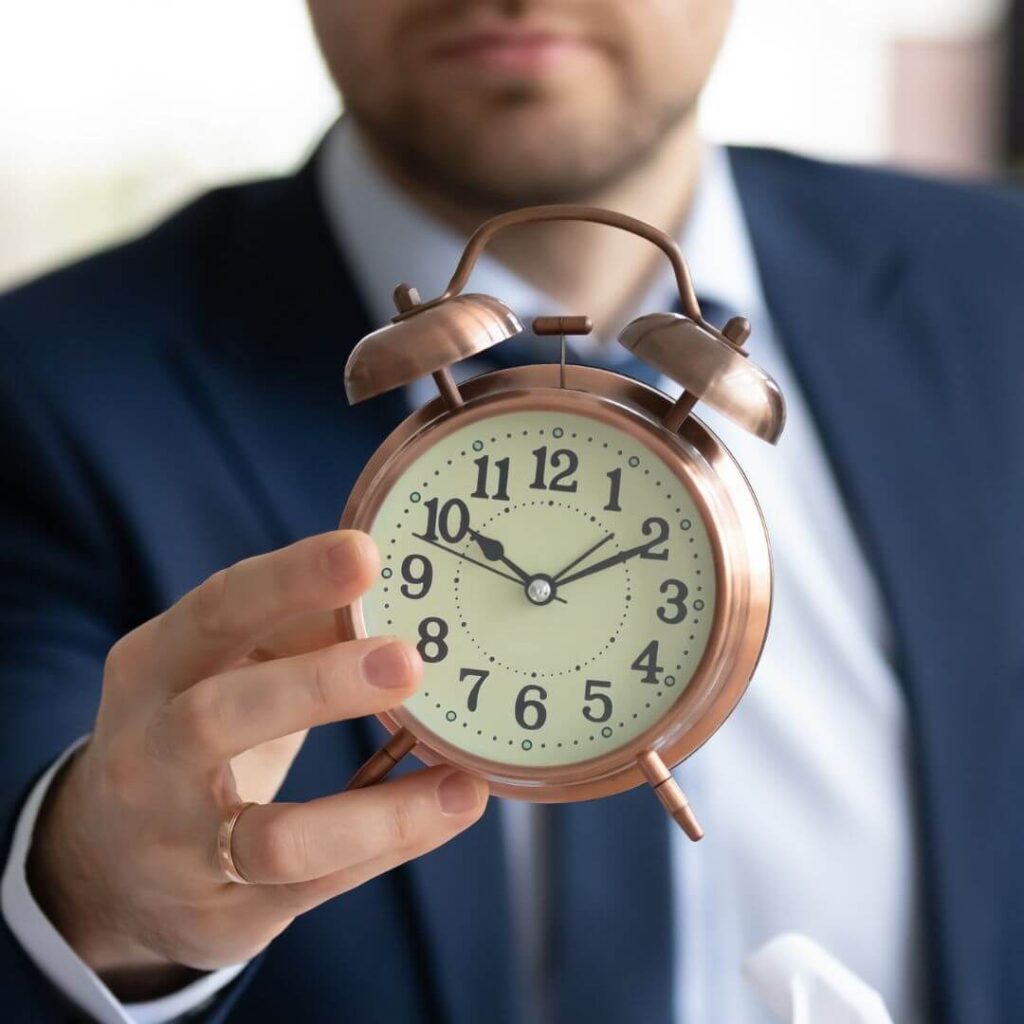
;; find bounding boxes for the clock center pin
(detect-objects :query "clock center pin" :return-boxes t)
[526,575,556,605]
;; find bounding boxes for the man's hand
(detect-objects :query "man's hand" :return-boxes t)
[27,531,488,1000]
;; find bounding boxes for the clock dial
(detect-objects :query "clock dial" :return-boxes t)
[360,408,717,768]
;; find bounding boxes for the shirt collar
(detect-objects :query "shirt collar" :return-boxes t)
[316,117,766,343]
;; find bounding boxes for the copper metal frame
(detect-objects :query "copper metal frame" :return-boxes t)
[337,364,772,805]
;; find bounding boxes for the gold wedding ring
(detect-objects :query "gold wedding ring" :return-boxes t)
[216,801,257,885]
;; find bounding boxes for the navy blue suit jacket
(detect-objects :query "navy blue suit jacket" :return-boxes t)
[1,146,1022,1023]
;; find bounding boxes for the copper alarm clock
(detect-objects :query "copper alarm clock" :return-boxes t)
[336,206,785,840]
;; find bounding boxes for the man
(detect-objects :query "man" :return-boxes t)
[0,1,1021,1022]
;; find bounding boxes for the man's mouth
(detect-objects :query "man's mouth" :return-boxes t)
[428,22,595,77]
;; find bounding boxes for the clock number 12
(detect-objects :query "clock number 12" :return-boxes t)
[529,447,578,492]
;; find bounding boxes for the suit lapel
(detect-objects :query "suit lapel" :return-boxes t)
[175,154,517,1024]
[730,147,1006,1024]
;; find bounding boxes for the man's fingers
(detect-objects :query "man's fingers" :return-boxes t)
[120,531,378,694]
[229,768,488,886]
[246,609,344,663]
[148,638,421,766]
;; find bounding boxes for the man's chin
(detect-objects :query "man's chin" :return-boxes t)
[354,87,688,211]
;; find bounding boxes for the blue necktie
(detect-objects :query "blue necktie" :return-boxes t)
[476,299,729,1024]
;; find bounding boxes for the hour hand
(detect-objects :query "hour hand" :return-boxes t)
[468,529,532,583]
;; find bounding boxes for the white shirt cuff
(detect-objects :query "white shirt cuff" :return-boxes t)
[1,737,248,1023]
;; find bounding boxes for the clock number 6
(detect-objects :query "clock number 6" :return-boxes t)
[416,617,449,663]
[514,684,548,730]
[582,679,613,723]
[459,668,489,712]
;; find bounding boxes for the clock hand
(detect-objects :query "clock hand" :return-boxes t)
[467,529,532,583]
[555,538,656,588]
[412,532,568,603]
[411,533,524,586]
[551,532,616,584]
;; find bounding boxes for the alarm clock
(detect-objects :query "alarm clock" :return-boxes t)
[336,205,785,839]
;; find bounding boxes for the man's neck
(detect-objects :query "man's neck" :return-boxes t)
[363,114,702,337]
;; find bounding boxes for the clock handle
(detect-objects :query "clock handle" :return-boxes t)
[434,205,706,327]
[637,750,704,841]
[345,727,416,790]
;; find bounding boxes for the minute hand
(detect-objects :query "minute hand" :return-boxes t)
[555,540,656,587]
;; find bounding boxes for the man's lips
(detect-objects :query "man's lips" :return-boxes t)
[429,28,592,76]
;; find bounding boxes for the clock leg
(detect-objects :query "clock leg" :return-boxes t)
[636,750,704,841]
[345,727,416,790]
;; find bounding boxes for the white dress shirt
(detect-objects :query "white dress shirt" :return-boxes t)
[2,119,925,1024]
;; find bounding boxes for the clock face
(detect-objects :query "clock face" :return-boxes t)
[359,407,717,769]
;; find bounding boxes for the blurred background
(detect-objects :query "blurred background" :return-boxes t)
[0,0,1019,291]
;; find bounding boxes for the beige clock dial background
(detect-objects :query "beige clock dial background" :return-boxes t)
[360,409,717,768]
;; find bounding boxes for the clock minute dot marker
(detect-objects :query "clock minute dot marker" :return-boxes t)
[601,727,613,738]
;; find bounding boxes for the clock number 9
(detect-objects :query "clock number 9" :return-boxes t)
[514,684,548,730]
[399,554,433,599]
[582,679,613,723]
[416,617,449,663]
[656,579,688,623]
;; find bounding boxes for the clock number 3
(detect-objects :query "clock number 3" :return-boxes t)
[416,617,449,663]
[459,667,490,712]
[656,579,688,623]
